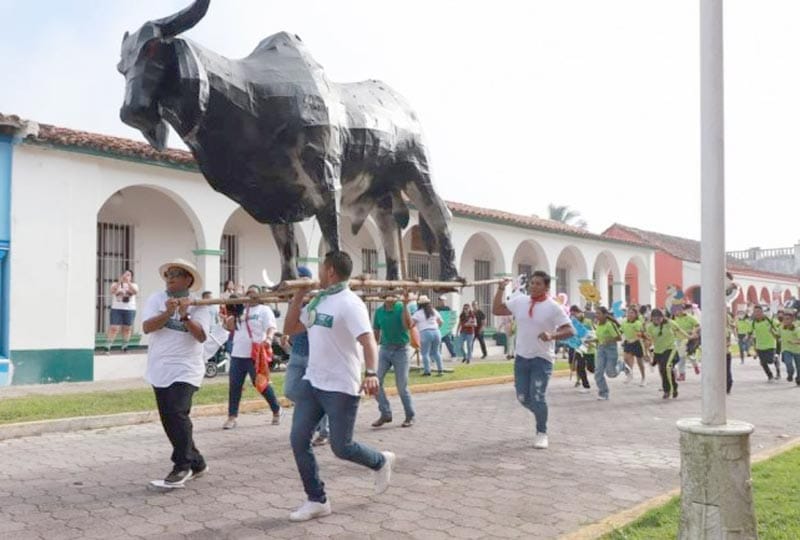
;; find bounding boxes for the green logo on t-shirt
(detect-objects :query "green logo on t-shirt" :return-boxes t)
[313,313,334,328]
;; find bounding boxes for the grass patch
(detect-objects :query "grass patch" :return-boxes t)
[603,446,800,539]
[0,361,566,425]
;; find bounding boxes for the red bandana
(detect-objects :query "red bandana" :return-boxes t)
[528,293,549,317]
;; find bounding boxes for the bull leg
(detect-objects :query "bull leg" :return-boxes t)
[270,223,299,283]
[315,193,341,255]
[374,195,401,280]
[405,171,459,281]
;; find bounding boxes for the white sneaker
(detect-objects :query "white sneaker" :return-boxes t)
[597,395,609,401]
[374,451,395,495]
[533,433,549,449]
[289,499,332,522]
[624,371,633,384]
[639,378,647,387]
[578,387,590,394]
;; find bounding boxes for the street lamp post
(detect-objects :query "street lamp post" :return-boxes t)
[676,1,757,537]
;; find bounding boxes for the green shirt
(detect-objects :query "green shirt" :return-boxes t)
[646,320,682,354]
[620,319,644,342]
[779,325,800,354]
[736,318,751,334]
[674,314,699,339]
[595,320,620,345]
[373,303,409,346]
[751,318,777,350]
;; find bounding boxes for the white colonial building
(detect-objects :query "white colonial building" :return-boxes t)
[0,114,795,385]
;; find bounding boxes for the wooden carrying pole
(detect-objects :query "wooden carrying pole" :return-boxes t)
[191,277,504,306]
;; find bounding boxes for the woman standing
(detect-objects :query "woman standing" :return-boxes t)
[593,307,622,401]
[457,304,477,363]
[411,295,444,376]
[223,285,282,429]
[644,309,689,399]
[620,306,647,386]
[106,269,139,353]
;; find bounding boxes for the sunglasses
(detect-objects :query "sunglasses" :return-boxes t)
[164,268,189,279]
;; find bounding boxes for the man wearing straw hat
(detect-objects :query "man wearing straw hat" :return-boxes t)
[284,251,394,522]
[141,258,212,488]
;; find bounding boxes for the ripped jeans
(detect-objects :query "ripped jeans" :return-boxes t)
[514,355,554,434]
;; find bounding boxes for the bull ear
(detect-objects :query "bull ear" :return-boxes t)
[155,0,210,38]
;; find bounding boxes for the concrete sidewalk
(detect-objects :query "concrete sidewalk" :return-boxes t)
[0,360,796,539]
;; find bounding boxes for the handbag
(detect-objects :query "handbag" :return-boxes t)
[245,306,272,393]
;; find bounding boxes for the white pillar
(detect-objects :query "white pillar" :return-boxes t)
[678,2,757,537]
[193,249,222,295]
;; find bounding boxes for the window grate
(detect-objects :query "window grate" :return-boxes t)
[220,234,238,291]
[96,223,134,333]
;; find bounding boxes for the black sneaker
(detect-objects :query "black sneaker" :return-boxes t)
[191,462,208,479]
[164,467,193,486]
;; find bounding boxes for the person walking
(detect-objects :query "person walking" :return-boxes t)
[372,293,415,428]
[735,311,752,364]
[283,266,329,446]
[222,285,282,429]
[673,304,701,381]
[620,306,647,386]
[569,305,595,393]
[643,309,688,399]
[283,251,394,522]
[436,296,458,359]
[411,295,444,376]
[749,305,780,382]
[492,271,574,450]
[472,300,488,359]
[457,304,477,363]
[106,269,139,353]
[141,258,211,487]
[593,307,623,401]
[778,309,800,384]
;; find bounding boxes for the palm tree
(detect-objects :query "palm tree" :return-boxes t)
[547,204,587,229]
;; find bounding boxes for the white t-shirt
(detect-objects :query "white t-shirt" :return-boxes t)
[506,295,572,362]
[143,291,212,388]
[300,287,373,396]
[111,282,137,310]
[231,304,277,358]
[412,308,441,332]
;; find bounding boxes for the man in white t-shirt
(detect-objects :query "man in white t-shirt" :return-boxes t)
[283,251,395,522]
[492,270,574,450]
[142,258,212,487]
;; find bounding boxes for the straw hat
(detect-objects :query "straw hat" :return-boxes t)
[418,295,431,304]
[158,258,203,292]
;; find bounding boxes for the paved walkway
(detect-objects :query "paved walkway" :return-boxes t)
[0,361,797,539]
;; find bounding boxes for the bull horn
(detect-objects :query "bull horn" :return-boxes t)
[155,0,210,38]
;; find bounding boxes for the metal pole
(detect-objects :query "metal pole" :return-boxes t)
[700,0,726,426]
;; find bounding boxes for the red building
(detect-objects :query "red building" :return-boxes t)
[603,224,798,311]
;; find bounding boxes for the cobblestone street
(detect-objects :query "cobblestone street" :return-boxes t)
[1,361,798,539]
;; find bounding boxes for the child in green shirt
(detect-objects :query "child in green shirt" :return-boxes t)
[620,306,646,386]
[749,305,780,382]
[779,310,800,384]
[644,309,689,399]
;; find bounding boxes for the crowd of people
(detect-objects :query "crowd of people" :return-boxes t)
[131,255,797,522]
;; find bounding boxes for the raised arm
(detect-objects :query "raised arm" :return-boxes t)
[492,279,512,316]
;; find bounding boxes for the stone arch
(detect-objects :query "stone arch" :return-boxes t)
[96,185,203,334]
[760,287,771,304]
[554,245,589,307]
[511,239,551,278]
[784,289,793,304]
[624,255,650,306]
[746,285,758,304]
[458,232,506,323]
[315,215,381,277]
[592,250,623,307]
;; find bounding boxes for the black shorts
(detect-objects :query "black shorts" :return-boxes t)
[623,341,644,357]
[110,308,136,326]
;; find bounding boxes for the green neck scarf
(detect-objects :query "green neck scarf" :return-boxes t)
[306,281,348,325]
[167,289,190,298]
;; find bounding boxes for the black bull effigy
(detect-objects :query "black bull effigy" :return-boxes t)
[118,0,458,283]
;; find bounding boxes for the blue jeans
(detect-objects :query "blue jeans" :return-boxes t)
[228,356,280,417]
[514,356,553,434]
[377,345,415,420]
[737,334,750,361]
[441,334,457,358]
[781,351,800,380]
[595,344,621,398]
[284,351,329,437]
[420,329,443,374]
[289,379,385,502]
[459,332,475,362]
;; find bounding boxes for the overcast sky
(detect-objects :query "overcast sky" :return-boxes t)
[2,1,798,250]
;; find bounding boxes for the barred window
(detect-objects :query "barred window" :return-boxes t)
[220,234,239,291]
[96,222,134,333]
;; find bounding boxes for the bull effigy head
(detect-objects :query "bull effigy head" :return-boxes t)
[117,0,210,150]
